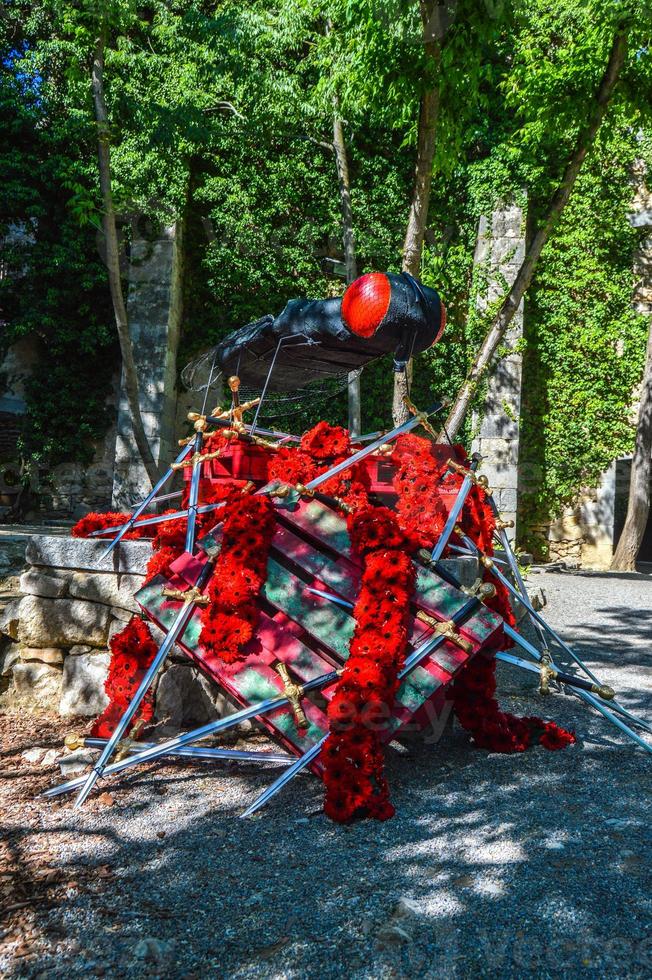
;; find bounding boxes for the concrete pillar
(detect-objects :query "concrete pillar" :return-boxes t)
[471,200,526,537]
[111,223,183,509]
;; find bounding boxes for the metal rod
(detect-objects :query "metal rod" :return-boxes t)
[81,737,292,764]
[495,651,614,698]
[98,442,192,558]
[430,454,481,562]
[458,534,652,736]
[184,432,204,553]
[250,337,285,437]
[240,739,325,818]
[43,670,340,799]
[503,625,652,756]
[130,490,183,511]
[88,501,227,537]
[486,491,553,657]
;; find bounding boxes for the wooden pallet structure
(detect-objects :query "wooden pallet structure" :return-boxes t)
[135,484,504,773]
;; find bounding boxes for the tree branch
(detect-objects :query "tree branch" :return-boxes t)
[442,24,630,442]
[92,28,159,487]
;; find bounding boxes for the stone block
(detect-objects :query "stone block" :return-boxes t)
[19,567,69,599]
[1,645,20,677]
[548,513,583,544]
[438,556,478,588]
[491,204,525,240]
[19,646,64,666]
[475,414,519,440]
[490,235,526,268]
[58,748,96,777]
[17,594,111,648]
[111,605,134,623]
[477,437,519,468]
[68,570,143,611]
[25,534,152,576]
[1,598,22,640]
[498,488,518,514]
[59,649,110,717]
[154,664,236,735]
[12,661,62,705]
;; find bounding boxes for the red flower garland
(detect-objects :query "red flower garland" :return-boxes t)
[391,434,449,548]
[268,422,370,511]
[323,506,415,822]
[300,421,351,460]
[91,616,157,738]
[198,490,276,664]
[389,434,574,756]
[71,511,152,540]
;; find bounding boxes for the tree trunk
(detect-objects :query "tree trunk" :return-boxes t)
[442,26,629,442]
[393,1,441,425]
[611,315,652,570]
[92,31,159,487]
[332,111,361,435]
[401,84,440,278]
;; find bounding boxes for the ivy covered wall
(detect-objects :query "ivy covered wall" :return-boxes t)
[518,128,650,557]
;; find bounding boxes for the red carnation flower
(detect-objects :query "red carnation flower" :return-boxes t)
[539,722,576,751]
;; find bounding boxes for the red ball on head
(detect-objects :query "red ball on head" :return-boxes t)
[341,272,391,338]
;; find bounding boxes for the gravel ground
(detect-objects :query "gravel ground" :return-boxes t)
[1,569,651,979]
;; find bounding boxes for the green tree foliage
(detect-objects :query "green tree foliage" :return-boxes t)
[1,0,651,539]
[0,6,115,468]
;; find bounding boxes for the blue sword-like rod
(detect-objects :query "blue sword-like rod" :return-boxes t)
[72,557,216,809]
[484,491,553,658]
[45,745,293,798]
[503,624,652,757]
[430,558,652,753]
[456,532,652,735]
[98,442,193,559]
[495,650,616,698]
[240,588,483,818]
[88,501,227,537]
[430,454,482,562]
[43,670,340,799]
[184,432,204,553]
[130,490,183,510]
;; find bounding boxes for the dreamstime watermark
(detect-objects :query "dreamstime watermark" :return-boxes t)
[376,926,652,974]
[330,696,453,744]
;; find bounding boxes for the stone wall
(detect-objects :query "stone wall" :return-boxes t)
[112,223,184,509]
[0,535,150,715]
[533,161,652,570]
[0,534,233,731]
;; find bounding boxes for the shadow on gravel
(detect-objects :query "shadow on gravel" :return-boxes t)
[518,605,652,719]
[4,591,652,979]
[6,717,652,980]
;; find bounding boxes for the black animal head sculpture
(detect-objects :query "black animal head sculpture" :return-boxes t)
[186,272,446,394]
